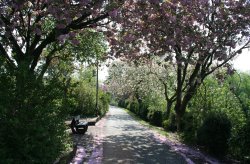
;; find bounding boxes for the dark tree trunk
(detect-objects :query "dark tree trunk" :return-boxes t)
[14,57,38,114]
[175,57,183,132]
[174,82,200,132]
[165,101,173,119]
[176,113,182,132]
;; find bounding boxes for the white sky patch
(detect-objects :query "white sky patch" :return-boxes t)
[99,64,109,82]
[233,49,250,73]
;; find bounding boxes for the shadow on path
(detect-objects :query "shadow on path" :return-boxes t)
[102,106,186,164]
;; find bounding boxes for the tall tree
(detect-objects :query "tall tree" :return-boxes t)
[0,1,118,162]
[0,0,121,112]
[0,0,120,79]
[114,0,250,130]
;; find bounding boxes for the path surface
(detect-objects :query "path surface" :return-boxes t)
[101,106,187,164]
[71,106,220,163]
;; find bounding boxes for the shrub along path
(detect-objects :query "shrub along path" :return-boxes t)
[70,106,220,163]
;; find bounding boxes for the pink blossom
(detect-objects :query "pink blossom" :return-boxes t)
[149,0,161,4]
[71,39,80,45]
[65,17,72,24]
[170,15,176,22]
[166,39,175,46]
[110,38,118,45]
[57,34,68,43]
[47,6,56,14]
[108,9,118,18]
[123,34,135,42]
[34,28,42,35]
[56,23,66,29]
[80,0,90,6]
[69,32,76,38]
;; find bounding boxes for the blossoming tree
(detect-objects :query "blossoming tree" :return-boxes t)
[114,0,250,130]
[0,0,121,78]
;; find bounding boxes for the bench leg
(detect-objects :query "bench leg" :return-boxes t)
[76,125,88,134]
[70,125,77,134]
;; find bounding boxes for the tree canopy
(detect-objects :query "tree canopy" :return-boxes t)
[0,0,121,77]
[111,0,250,130]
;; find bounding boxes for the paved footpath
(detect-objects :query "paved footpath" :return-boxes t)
[71,106,219,164]
[101,106,186,164]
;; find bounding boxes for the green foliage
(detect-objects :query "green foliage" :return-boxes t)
[162,112,177,132]
[0,74,70,163]
[0,25,108,163]
[145,95,165,126]
[98,91,110,116]
[118,99,127,108]
[146,100,164,127]
[227,73,250,117]
[182,75,248,158]
[138,100,149,120]
[180,111,200,144]
[121,91,166,127]
[0,32,108,162]
[147,110,163,127]
[230,119,250,160]
[67,67,110,117]
[239,120,250,158]
[72,29,108,63]
[109,96,119,106]
[129,97,139,114]
[197,112,232,157]
[73,81,96,116]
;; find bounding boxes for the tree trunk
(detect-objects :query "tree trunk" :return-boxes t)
[14,59,38,114]
[174,82,200,132]
[174,100,183,132]
[176,113,182,132]
[165,101,173,119]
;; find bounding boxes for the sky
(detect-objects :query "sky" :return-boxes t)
[233,49,250,73]
[99,65,109,81]
[99,49,250,81]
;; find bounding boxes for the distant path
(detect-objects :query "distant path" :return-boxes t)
[101,106,187,164]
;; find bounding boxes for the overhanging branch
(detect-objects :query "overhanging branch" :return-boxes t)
[0,43,16,69]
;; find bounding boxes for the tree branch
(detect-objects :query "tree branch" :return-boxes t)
[0,43,16,69]
[37,45,64,80]
[70,13,109,30]
[0,14,25,59]
[205,40,250,76]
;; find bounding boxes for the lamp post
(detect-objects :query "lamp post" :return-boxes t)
[95,60,99,116]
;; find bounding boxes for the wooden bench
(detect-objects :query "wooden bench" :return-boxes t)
[70,115,88,134]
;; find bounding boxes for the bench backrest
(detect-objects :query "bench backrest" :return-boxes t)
[74,115,80,121]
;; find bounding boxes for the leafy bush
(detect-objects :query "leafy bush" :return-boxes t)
[69,77,110,117]
[98,91,110,116]
[186,76,248,159]
[109,95,118,106]
[162,113,177,132]
[0,77,70,163]
[180,111,201,143]
[147,110,163,127]
[230,119,250,160]
[138,100,149,120]
[239,120,250,159]
[118,98,130,109]
[129,99,139,114]
[197,112,232,157]
[118,99,126,108]
[72,82,96,116]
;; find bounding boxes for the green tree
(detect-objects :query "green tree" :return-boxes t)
[0,24,108,163]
